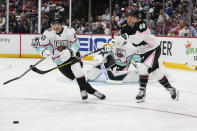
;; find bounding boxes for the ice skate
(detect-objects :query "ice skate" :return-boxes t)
[136,87,146,103]
[168,87,179,101]
[93,91,106,100]
[81,90,88,100]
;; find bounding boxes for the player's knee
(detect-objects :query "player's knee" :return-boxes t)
[71,62,84,78]
[136,63,148,75]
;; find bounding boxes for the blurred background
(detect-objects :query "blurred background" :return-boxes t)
[0,0,197,37]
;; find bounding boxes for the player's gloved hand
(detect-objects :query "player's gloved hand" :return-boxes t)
[42,49,51,57]
[114,33,128,46]
[93,54,104,64]
[103,43,112,52]
[31,37,40,48]
[60,49,71,62]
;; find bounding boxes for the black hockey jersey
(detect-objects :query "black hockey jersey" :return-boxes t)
[120,21,159,54]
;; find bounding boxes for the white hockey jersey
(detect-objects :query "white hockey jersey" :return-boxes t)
[36,26,80,65]
[110,41,140,66]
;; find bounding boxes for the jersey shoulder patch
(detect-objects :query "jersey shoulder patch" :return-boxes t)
[136,21,147,33]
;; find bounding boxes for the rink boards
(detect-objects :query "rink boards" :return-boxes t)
[0,34,196,71]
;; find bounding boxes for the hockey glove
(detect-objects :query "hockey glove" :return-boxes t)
[114,33,128,46]
[60,49,71,62]
[31,37,40,48]
[42,49,51,57]
[103,43,112,52]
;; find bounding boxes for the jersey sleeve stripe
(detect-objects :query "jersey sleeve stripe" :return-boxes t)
[52,55,60,60]
[70,39,78,44]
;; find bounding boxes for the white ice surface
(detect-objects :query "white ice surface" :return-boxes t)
[0,58,197,131]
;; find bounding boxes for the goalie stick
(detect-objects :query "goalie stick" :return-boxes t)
[100,63,122,84]
[3,57,46,85]
[31,48,103,75]
[185,62,197,70]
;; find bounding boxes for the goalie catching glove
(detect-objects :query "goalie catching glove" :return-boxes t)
[110,33,128,47]
[102,33,128,52]
[102,43,112,52]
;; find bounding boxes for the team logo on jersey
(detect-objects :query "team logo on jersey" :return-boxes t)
[54,40,69,49]
[115,48,126,58]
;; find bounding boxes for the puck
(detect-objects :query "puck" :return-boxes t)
[13,121,19,124]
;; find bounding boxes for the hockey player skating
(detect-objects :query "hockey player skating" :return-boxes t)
[107,10,179,103]
[86,42,141,83]
[31,16,105,100]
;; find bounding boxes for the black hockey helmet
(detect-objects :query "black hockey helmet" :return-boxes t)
[52,15,63,24]
[127,9,144,19]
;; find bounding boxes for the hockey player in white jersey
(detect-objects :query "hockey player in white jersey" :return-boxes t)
[31,15,105,100]
[86,42,141,83]
[109,10,179,103]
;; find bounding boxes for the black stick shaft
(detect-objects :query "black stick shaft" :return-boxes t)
[31,48,103,74]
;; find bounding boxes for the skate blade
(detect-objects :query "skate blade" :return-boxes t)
[173,90,179,101]
[136,98,145,103]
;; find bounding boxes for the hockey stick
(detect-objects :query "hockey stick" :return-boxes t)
[185,62,197,70]
[31,48,103,75]
[100,63,123,84]
[3,57,46,85]
[100,63,110,80]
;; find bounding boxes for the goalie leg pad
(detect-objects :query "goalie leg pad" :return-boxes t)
[85,66,103,81]
[122,70,139,83]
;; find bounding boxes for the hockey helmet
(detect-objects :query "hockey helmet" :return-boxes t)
[127,9,143,19]
[52,15,63,24]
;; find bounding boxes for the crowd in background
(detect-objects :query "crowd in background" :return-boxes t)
[0,0,197,37]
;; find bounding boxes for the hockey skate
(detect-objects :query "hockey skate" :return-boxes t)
[93,91,106,100]
[81,90,88,100]
[136,87,146,103]
[168,87,179,101]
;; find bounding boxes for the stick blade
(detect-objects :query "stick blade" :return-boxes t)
[3,77,20,85]
[31,66,51,74]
